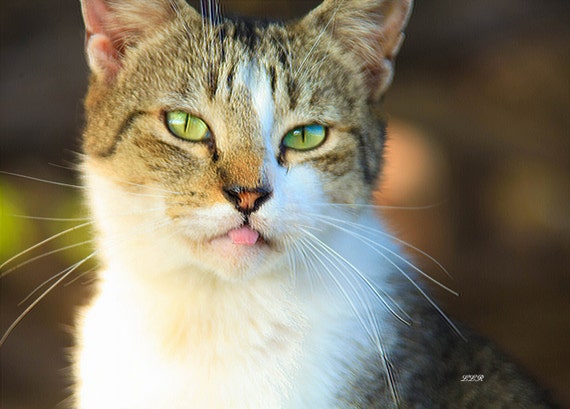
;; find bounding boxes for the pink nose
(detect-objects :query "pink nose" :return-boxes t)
[222,186,273,215]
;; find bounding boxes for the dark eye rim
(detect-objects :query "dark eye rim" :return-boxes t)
[280,124,329,152]
[163,110,213,143]
[161,110,218,159]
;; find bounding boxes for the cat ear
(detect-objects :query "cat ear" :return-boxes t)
[80,0,197,82]
[304,0,412,101]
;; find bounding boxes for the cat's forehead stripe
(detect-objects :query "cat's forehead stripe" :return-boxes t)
[235,61,275,143]
[229,19,260,53]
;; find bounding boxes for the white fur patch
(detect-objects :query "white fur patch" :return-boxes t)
[235,61,275,149]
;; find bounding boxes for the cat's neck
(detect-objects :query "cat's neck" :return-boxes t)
[97,263,303,351]
[83,249,365,408]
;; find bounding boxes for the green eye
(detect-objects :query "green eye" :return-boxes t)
[282,124,327,151]
[166,111,211,141]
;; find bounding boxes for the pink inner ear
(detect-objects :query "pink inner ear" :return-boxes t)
[82,0,112,41]
[81,0,124,80]
[86,33,122,80]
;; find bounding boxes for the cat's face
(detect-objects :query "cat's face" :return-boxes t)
[80,0,411,280]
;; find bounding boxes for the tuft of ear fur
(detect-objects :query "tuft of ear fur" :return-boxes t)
[305,0,412,101]
[80,0,196,82]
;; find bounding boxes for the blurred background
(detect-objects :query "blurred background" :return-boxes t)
[1,0,568,407]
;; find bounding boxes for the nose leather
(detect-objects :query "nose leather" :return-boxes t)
[222,186,272,215]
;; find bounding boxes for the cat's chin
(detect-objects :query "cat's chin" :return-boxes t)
[199,227,279,281]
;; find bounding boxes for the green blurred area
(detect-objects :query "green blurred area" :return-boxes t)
[0,181,38,262]
[0,177,94,266]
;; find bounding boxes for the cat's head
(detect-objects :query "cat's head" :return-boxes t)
[80,0,412,281]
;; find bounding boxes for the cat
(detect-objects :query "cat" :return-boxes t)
[70,0,554,407]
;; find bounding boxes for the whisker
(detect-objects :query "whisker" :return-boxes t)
[289,238,320,293]
[214,0,222,28]
[0,221,94,274]
[79,276,98,287]
[47,162,77,172]
[2,168,188,199]
[64,266,99,287]
[295,223,341,293]
[314,216,458,296]
[284,237,298,288]
[1,239,94,277]
[121,180,184,196]
[313,221,465,340]
[299,228,412,326]
[1,202,175,276]
[312,201,447,211]
[10,215,92,222]
[2,213,173,345]
[0,171,84,190]
[314,213,453,279]
[298,234,401,404]
[294,2,340,79]
[18,261,93,306]
[298,236,380,337]
[0,252,97,347]
[120,191,170,199]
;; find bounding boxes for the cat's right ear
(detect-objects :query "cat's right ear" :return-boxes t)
[302,0,412,101]
[80,0,198,82]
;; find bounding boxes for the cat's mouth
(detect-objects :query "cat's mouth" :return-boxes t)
[209,223,267,248]
[226,225,262,246]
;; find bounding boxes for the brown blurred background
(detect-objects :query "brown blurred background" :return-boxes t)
[1,1,568,408]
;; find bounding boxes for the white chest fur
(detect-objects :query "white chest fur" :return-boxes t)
[75,271,369,408]
[74,214,397,409]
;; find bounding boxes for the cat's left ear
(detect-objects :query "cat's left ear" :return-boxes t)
[80,0,197,82]
[303,0,412,101]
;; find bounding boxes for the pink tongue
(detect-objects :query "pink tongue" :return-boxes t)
[227,226,260,246]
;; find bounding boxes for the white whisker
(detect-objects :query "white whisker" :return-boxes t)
[0,171,84,190]
[284,237,298,288]
[313,201,447,211]
[2,239,94,277]
[63,266,99,287]
[289,238,320,293]
[314,212,453,280]
[1,204,173,276]
[311,219,465,340]
[299,228,412,326]
[298,234,401,404]
[18,260,94,306]
[3,212,172,345]
[122,181,184,196]
[314,215,458,296]
[0,221,94,274]
[10,215,92,222]
[294,3,340,79]
[298,236,380,338]
[0,252,97,347]
[47,162,78,172]
[121,191,169,199]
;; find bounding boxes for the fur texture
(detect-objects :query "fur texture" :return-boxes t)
[74,0,553,407]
